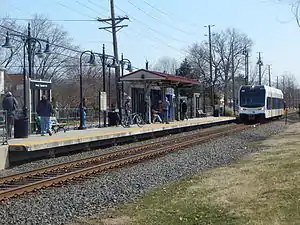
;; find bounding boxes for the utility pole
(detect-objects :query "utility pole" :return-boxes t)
[97,0,129,120]
[268,64,271,86]
[231,41,235,115]
[102,44,107,127]
[205,24,215,111]
[145,60,149,70]
[243,48,249,85]
[277,76,279,88]
[257,52,263,85]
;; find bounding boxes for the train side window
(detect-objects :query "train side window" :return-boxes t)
[267,97,272,109]
[273,98,277,109]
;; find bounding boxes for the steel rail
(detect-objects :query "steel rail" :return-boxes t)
[0,123,239,184]
[0,123,252,202]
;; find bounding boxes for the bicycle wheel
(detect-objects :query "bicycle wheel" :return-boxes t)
[136,115,145,127]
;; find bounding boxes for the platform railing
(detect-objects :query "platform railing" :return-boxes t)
[54,108,100,130]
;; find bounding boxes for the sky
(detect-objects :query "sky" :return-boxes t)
[0,0,300,83]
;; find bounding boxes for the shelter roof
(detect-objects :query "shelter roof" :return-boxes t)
[120,69,201,86]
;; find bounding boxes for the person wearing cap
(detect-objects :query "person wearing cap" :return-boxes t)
[37,95,53,136]
[2,92,18,138]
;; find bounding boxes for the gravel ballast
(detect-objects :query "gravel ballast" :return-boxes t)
[0,121,287,225]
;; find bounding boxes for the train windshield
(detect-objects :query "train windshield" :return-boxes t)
[239,88,265,108]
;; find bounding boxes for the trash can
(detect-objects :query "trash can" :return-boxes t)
[108,111,119,126]
[14,116,29,138]
[213,109,220,117]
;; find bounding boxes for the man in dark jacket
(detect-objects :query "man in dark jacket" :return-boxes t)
[37,95,53,136]
[2,92,18,138]
[180,99,188,120]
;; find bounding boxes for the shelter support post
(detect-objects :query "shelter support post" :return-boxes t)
[174,86,180,121]
[144,82,151,123]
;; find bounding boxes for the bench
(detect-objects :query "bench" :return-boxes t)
[51,117,67,133]
[196,110,207,118]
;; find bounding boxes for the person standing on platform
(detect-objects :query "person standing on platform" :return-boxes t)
[162,97,170,124]
[124,96,132,125]
[180,99,188,120]
[2,92,18,138]
[37,95,53,136]
[78,98,87,128]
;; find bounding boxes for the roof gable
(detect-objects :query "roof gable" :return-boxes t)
[120,69,200,85]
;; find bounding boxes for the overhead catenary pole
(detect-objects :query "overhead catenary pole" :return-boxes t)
[268,64,271,86]
[257,52,263,85]
[102,44,107,127]
[205,24,215,111]
[97,0,129,120]
[243,48,249,85]
[145,60,149,70]
[277,76,279,88]
[231,40,235,115]
[109,0,121,119]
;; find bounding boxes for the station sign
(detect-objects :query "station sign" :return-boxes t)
[30,80,52,90]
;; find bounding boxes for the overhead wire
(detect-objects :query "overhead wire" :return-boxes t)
[82,0,186,54]
[140,0,200,29]
[114,4,186,53]
[127,0,192,35]
[56,1,96,20]
[118,4,188,45]
[0,18,97,22]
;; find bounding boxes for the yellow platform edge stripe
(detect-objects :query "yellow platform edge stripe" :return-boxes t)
[9,117,234,146]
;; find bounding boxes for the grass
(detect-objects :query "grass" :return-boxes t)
[70,123,300,225]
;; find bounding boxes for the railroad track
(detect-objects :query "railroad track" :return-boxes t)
[0,123,255,202]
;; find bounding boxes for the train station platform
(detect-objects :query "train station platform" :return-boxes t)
[2,116,235,168]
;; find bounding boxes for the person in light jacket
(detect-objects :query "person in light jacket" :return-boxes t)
[162,97,170,124]
[37,95,53,136]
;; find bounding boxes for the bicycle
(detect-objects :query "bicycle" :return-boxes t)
[121,112,145,128]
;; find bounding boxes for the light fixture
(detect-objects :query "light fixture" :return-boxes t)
[44,40,50,54]
[110,58,118,68]
[87,52,96,66]
[35,48,44,58]
[126,63,132,72]
[2,32,13,49]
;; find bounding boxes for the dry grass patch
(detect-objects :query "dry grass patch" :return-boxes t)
[69,124,300,225]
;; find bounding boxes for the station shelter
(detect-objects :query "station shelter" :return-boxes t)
[120,69,201,123]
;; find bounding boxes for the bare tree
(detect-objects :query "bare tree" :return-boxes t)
[186,28,253,106]
[28,14,79,80]
[152,56,178,74]
[0,18,23,70]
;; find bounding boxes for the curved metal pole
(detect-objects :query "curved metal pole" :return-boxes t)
[78,50,93,129]
[79,52,84,129]
[119,54,131,121]
[22,42,28,118]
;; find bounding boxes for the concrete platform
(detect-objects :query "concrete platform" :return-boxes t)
[5,116,235,167]
[9,116,234,151]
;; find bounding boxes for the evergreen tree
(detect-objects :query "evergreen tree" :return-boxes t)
[177,58,191,77]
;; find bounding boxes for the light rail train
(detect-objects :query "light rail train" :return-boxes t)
[238,85,284,122]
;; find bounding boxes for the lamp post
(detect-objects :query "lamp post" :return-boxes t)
[120,53,132,120]
[79,50,96,130]
[93,45,117,127]
[2,23,50,119]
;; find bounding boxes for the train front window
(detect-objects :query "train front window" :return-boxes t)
[240,89,265,107]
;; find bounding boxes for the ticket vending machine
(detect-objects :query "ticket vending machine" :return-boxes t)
[29,79,52,132]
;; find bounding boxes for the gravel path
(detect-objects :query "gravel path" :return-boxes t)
[0,121,287,225]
